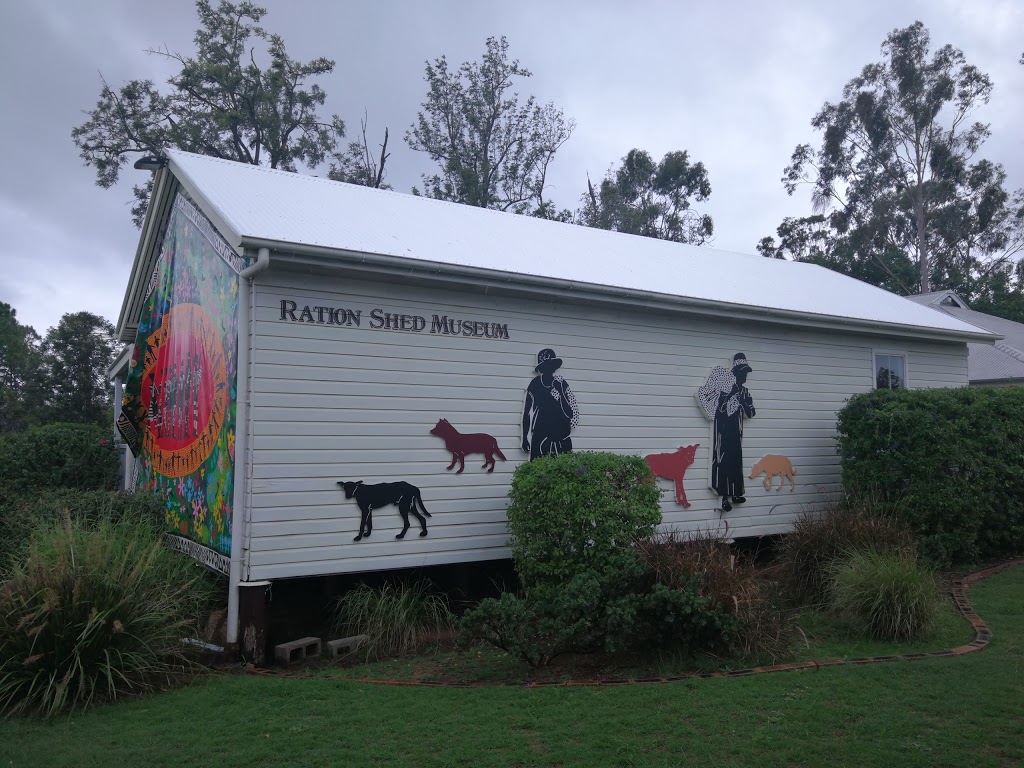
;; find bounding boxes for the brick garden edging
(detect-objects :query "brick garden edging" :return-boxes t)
[250,559,1023,688]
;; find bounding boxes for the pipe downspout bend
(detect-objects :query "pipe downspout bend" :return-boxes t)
[240,247,270,279]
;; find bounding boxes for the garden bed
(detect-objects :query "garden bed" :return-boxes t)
[284,589,973,686]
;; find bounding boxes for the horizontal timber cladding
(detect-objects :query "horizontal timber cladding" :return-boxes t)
[243,268,969,581]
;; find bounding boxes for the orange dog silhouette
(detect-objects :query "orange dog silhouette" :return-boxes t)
[429,418,507,473]
[750,454,796,492]
[645,444,700,507]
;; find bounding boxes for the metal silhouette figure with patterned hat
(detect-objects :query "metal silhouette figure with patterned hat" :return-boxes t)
[698,353,756,512]
[521,348,580,460]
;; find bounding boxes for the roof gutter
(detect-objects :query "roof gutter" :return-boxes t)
[238,236,999,346]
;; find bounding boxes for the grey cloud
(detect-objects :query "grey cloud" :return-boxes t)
[1,0,1021,335]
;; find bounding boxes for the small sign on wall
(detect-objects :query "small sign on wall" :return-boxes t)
[279,300,510,339]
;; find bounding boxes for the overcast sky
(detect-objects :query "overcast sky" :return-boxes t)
[1,0,1021,336]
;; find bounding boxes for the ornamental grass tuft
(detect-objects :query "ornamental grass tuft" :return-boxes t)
[330,581,453,662]
[0,513,215,718]
[828,548,942,642]
[778,495,916,605]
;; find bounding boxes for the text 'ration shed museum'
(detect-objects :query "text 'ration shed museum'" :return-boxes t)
[110,150,995,647]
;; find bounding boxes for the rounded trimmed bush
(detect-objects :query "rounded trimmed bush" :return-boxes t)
[506,451,661,588]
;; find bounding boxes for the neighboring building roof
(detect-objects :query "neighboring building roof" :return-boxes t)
[907,291,1024,384]
[118,149,997,344]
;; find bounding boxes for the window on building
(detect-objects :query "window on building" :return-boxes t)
[874,353,906,390]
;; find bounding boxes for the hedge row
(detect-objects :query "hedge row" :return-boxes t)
[836,387,1024,562]
[0,489,165,570]
[0,423,119,494]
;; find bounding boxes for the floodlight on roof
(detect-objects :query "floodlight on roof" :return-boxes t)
[133,155,168,171]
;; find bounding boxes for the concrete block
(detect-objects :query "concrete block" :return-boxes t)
[274,636,321,666]
[327,634,369,659]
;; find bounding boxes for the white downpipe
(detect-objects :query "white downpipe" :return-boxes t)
[227,248,267,645]
[240,246,270,279]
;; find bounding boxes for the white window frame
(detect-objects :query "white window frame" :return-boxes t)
[872,350,909,390]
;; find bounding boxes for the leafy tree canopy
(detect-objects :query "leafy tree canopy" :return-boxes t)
[763,21,1024,314]
[38,313,118,428]
[581,149,713,245]
[406,36,574,216]
[72,0,345,226]
[0,304,41,433]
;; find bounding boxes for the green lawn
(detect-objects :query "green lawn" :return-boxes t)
[1,566,1021,768]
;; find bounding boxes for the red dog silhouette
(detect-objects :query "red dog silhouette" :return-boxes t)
[645,444,700,507]
[429,418,507,473]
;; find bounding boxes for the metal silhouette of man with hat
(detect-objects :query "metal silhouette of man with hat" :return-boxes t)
[698,353,756,512]
[522,348,580,460]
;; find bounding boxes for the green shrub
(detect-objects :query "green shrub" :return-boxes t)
[615,582,740,656]
[0,513,215,717]
[0,490,164,574]
[0,424,118,495]
[828,549,942,641]
[460,572,742,668]
[331,581,453,662]
[506,451,661,588]
[636,530,797,662]
[463,455,782,666]
[458,575,611,667]
[460,452,663,666]
[778,496,916,605]
[836,387,1024,562]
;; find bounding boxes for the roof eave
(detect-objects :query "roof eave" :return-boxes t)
[106,344,134,380]
[239,236,999,345]
[115,167,175,342]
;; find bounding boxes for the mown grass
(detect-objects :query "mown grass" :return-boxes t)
[0,565,1020,768]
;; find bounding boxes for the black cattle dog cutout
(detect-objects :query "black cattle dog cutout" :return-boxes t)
[337,481,432,541]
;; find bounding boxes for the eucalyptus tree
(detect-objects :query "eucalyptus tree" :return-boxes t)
[406,36,574,216]
[72,0,345,226]
[771,21,1020,297]
[582,149,714,245]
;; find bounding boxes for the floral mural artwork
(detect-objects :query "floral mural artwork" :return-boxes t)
[117,194,240,558]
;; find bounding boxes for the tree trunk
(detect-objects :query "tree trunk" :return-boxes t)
[916,204,929,294]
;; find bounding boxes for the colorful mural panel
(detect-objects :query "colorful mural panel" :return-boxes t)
[118,194,239,556]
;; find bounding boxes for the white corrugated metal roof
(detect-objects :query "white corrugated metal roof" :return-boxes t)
[907,293,1024,382]
[166,149,993,340]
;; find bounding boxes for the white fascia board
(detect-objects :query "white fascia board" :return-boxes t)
[242,237,1001,346]
[115,169,174,342]
[116,160,248,344]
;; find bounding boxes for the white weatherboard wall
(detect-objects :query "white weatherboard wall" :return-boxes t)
[243,268,968,581]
